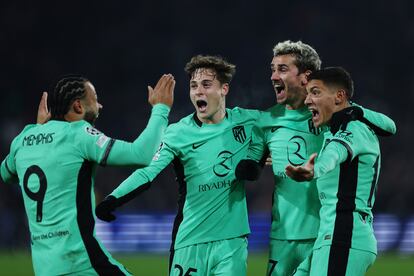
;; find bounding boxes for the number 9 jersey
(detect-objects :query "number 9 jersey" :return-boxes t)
[0,104,170,276]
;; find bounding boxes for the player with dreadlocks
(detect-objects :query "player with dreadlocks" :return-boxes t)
[1,74,175,275]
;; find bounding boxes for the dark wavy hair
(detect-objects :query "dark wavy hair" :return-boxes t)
[184,55,236,84]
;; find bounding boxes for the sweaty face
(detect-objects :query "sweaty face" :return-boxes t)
[190,68,228,124]
[270,55,308,109]
[305,79,338,128]
[82,82,102,125]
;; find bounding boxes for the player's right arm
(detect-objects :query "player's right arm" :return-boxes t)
[0,142,18,184]
[95,140,176,222]
[0,126,34,183]
[358,105,396,136]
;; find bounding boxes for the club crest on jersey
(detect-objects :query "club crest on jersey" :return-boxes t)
[85,126,102,136]
[232,126,246,144]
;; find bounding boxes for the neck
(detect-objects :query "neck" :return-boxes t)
[64,112,83,122]
[334,101,351,113]
[285,89,307,110]
[198,108,226,124]
[286,101,306,110]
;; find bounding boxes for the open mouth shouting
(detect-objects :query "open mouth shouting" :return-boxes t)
[273,81,286,101]
[308,107,320,125]
[196,99,208,113]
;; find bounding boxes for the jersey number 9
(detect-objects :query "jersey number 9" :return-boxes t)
[23,165,47,222]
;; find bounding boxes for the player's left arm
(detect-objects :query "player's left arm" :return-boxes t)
[103,103,170,167]
[76,103,170,168]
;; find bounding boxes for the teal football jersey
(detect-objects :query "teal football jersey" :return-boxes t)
[248,105,325,239]
[111,107,261,250]
[313,120,382,254]
[0,104,170,275]
[247,104,396,241]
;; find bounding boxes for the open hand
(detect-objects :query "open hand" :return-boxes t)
[37,92,51,124]
[285,153,317,182]
[148,74,175,108]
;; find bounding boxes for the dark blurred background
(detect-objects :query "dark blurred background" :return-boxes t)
[0,0,413,251]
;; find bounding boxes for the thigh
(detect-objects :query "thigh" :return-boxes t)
[62,267,98,276]
[309,246,329,276]
[267,239,314,276]
[345,248,376,276]
[310,246,376,276]
[293,253,312,276]
[211,237,248,276]
[170,244,205,276]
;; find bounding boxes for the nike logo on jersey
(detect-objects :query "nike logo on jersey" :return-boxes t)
[192,141,207,149]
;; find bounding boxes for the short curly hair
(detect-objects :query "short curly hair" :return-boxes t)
[184,55,236,84]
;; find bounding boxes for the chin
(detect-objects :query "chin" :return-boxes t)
[197,112,209,119]
[313,119,321,128]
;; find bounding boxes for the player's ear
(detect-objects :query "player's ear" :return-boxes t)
[221,83,229,96]
[72,99,84,114]
[335,89,347,105]
[301,70,312,86]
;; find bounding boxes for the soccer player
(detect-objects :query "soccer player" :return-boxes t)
[235,41,396,276]
[95,55,261,276]
[285,67,391,275]
[0,74,175,276]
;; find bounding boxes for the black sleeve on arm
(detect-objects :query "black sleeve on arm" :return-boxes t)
[235,159,262,181]
[235,147,269,181]
[330,106,363,135]
[115,182,152,206]
[331,105,394,137]
[95,182,152,222]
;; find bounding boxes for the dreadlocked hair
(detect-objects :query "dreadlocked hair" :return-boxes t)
[49,75,89,120]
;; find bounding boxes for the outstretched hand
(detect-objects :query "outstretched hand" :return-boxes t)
[95,196,118,222]
[148,74,175,108]
[37,92,51,124]
[285,153,317,182]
